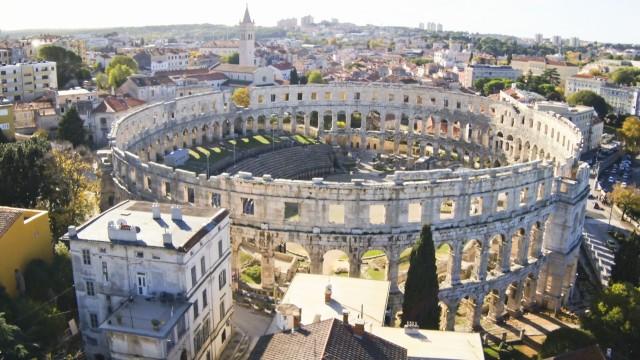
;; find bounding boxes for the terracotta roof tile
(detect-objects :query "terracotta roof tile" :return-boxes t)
[0,207,22,238]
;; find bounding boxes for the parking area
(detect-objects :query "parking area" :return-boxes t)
[596,153,634,193]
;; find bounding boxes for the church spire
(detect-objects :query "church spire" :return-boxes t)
[242,4,253,24]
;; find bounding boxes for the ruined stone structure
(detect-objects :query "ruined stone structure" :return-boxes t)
[110,83,589,331]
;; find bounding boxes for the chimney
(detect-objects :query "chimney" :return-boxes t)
[324,284,332,303]
[67,225,77,237]
[353,317,365,338]
[163,231,172,247]
[171,205,182,221]
[152,202,161,219]
[342,310,349,325]
[293,308,301,330]
[404,321,419,335]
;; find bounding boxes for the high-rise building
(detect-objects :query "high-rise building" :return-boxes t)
[301,15,314,27]
[238,5,256,66]
[436,23,443,32]
[277,18,298,30]
[419,22,425,30]
[67,201,233,360]
[569,37,580,48]
[534,33,543,44]
[552,35,562,47]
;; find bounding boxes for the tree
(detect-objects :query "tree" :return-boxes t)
[540,328,596,358]
[37,45,90,88]
[620,116,640,153]
[57,107,87,147]
[401,225,440,329]
[541,68,561,86]
[581,283,640,358]
[482,78,511,95]
[290,67,299,85]
[611,234,640,286]
[95,72,109,90]
[231,87,250,108]
[0,138,51,208]
[105,55,138,75]
[611,183,640,220]
[0,313,29,359]
[307,70,324,84]
[108,64,134,89]
[567,90,610,117]
[222,52,239,64]
[610,67,640,86]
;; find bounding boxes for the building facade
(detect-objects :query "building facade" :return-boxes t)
[461,65,521,88]
[0,102,15,139]
[66,201,233,360]
[510,57,579,85]
[0,207,52,297]
[566,75,640,115]
[0,62,58,101]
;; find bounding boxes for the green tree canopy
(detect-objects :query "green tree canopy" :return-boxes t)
[307,70,324,84]
[0,312,29,359]
[57,107,87,147]
[105,55,139,75]
[619,116,640,153]
[540,328,596,358]
[581,283,640,358]
[401,225,440,329]
[611,183,640,220]
[222,52,239,64]
[611,234,640,286]
[483,78,512,96]
[610,67,640,86]
[0,138,51,208]
[108,64,135,89]
[567,90,610,117]
[37,45,90,88]
[290,67,299,85]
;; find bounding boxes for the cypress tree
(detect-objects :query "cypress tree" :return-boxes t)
[401,224,440,329]
[57,107,87,147]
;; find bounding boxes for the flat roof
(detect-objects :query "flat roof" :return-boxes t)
[100,295,190,339]
[278,274,390,327]
[57,88,94,96]
[71,201,228,251]
[370,326,484,360]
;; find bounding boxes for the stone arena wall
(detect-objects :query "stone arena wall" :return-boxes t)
[109,83,589,330]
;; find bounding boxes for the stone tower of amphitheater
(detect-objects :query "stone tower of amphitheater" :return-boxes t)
[108,83,588,331]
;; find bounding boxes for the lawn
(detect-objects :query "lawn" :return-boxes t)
[366,266,386,280]
[362,249,385,258]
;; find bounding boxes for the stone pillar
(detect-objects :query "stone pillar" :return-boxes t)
[304,113,310,136]
[433,116,441,137]
[260,248,275,289]
[242,120,247,136]
[229,121,236,138]
[450,243,462,285]
[387,251,400,293]
[445,302,457,331]
[487,290,506,323]
[522,276,539,309]
[378,135,385,154]
[506,282,524,317]
[501,236,512,273]
[309,250,323,275]
[518,229,531,265]
[472,298,483,330]
[331,113,337,131]
[478,240,489,281]
[349,253,360,277]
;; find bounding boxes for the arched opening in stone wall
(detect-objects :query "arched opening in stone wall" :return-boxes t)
[454,296,476,332]
[384,113,396,131]
[366,111,380,131]
[223,119,231,137]
[295,112,305,133]
[436,243,452,286]
[323,110,333,131]
[397,247,413,292]
[282,112,292,131]
[452,121,461,140]
[522,274,538,308]
[257,115,266,132]
[279,242,311,274]
[469,196,483,216]
[426,116,435,135]
[460,239,482,281]
[359,249,388,281]
[234,117,244,136]
[425,143,434,157]
[246,117,255,135]
[322,249,350,277]
[487,235,503,277]
[439,119,448,137]
[310,111,319,129]
[351,111,362,129]
[482,288,504,323]
[505,281,522,314]
[400,113,410,132]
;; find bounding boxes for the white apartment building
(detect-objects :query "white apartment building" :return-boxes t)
[566,74,640,115]
[460,65,521,88]
[0,61,57,101]
[510,57,579,85]
[66,201,233,360]
[150,49,190,74]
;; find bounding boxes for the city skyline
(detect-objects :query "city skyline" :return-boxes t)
[1,0,638,45]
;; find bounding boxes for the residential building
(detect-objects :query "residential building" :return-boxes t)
[0,62,58,101]
[13,98,57,133]
[460,64,521,88]
[212,63,276,86]
[566,74,640,115]
[0,102,15,139]
[199,41,239,58]
[149,49,190,74]
[510,56,579,85]
[0,207,52,297]
[238,6,256,67]
[66,201,233,360]
[277,18,297,30]
[0,48,10,64]
[569,37,580,48]
[552,35,562,47]
[534,33,543,44]
[56,88,98,115]
[269,62,295,81]
[90,96,145,146]
[301,15,314,27]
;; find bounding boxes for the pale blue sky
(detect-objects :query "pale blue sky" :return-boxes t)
[1,0,637,44]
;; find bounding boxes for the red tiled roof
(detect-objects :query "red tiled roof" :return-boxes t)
[95,96,145,113]
[271,62,294,71]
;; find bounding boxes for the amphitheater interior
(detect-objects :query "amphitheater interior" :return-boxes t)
[109,83,589,331]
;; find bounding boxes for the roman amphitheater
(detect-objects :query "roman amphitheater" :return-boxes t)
[109,83,589,331]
